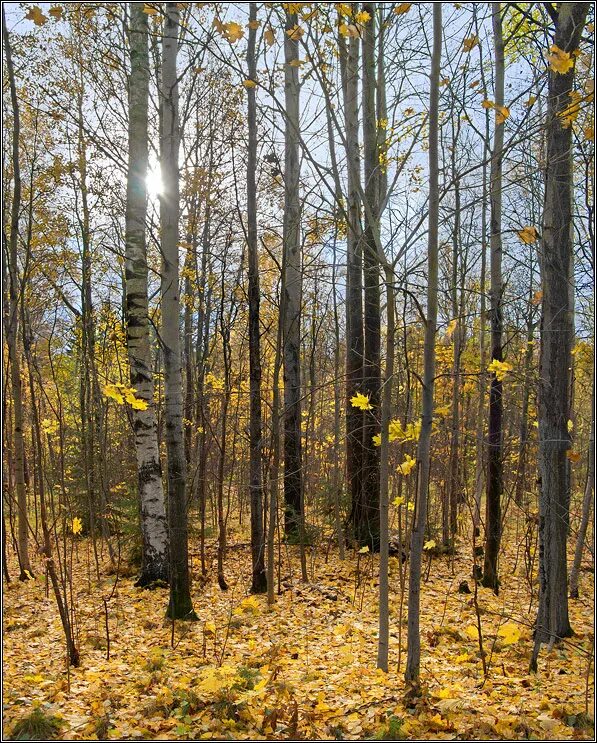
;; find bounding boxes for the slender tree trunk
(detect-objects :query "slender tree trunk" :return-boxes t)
[125,2,169,587]
[247,3,266,593]
[405,2,441,689]
[331,235,345,560]
[340,28,365,548]
[2,8,33,581]
[267,314,283,604]
[483,2,505,593]
[160,2,196,620]
[515,298,535,507]
[360,1,382,552]
[569,385,594,598]
[378,267,394,671]
[531,2,589,667]
[282,10,303,539]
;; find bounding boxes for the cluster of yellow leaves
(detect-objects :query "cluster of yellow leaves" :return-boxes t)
[547,44,574,74]
[487,359,512,381]
[339,23,360,38]
[518,225,538,244]
[559,90,584,128]
[286,24,304,41]
[205,372,225,391]
[481,99,510,124]
[71,517,83,535]
[397,453,416,476]
[103,383,148,410]
[350,392,373,411]
[462,35,479,52]
[213,18,244,43]
[372,418,421,447]
[25,6,48,25]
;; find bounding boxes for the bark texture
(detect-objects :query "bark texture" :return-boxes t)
[160,2,196,620]
[532,1,589,663]
[125,1,169,587]
[405,2,441,688]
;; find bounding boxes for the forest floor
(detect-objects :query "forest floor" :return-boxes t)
[2,525,594,741]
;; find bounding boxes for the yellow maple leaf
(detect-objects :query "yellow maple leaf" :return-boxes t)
[463,35,478,52]
[354,10,371,24]
[518,225,538,244]
[525,95,537,107]
[559,90,583,128]
[423,539,436,550]
[335,3,353,17]
[130,398,148,410]
[104,384,125,404]
[286,24,304,41]
[143,3,158,15]
[25,6,48,25]
[339,23,359,38]
[394,3,412,16]
[532,290,543,305]
[397,454,416,476]
[495,104,510,124]
[264,27,275,46]
[547,44,574,74]
[223,21,244,42]
[72,517,83,535]
[204,620,216,634]
[243,79,257,88]
[487,359,512,381]
[247,19,261,30]
[567,450,582,463]
[482,99,494,109]
[392,496,405,507]
[497,622,521,645]
[350,392,373,410]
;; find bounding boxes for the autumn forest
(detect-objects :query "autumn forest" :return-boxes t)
[1,2,595,741]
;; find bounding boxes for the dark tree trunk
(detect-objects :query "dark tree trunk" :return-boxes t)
[360,1,381,552]
[282,10,303,539]
[532,1,589,666]
[246,3,267,593]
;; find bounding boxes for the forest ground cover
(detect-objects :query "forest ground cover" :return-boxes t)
[3,525,594,741]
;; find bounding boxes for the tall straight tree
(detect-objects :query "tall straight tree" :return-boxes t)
[339,26,365,548]
[125,2,169,587]
[2,7,33,581]
[531,0,589,668]
[246,3,267,593]
[405,2,441,689]
[281,8,303,539]
[482,2,505,593]
[360,1,381,551]
[160,2,196,620]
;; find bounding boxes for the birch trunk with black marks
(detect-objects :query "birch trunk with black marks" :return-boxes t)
[125,2,168,587]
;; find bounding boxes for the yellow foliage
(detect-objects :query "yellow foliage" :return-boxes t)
[394,3,412,15]
[487,359,512,381]
[72,517,83,535]
[350,392,373,410]
[547,44,574,74]
[497,622,522,645]
[518,225,538,244]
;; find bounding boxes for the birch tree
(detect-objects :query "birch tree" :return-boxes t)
[125,2,169,587]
